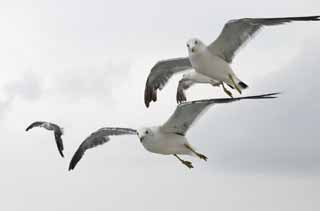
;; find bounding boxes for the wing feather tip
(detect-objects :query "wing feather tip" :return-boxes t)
[68,149,84,171]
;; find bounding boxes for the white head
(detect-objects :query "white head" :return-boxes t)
[137,127,154,143]
[186,38,206,54]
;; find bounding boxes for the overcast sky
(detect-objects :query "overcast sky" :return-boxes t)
[1,0,320,210]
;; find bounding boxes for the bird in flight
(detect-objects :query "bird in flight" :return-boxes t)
[26,121,65,157]
[144,15,320,107]
[69,93,279,170]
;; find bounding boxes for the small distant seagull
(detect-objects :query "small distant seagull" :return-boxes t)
[144,15,320,107]
[26,121,64,157]
[69,92,279,170]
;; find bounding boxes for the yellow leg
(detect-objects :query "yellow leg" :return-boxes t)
[174,154,193,169]
[228,74,242,94]
[221,82,233,98]
[184,144,207,161]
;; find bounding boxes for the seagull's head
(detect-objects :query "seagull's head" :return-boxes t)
[186,38,206,54]
[137,127,154,142]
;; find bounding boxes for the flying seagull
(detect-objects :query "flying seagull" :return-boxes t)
[26,121,64,157]
[144,15,320,107]
[176,71,220,104]
[69,92,279,170]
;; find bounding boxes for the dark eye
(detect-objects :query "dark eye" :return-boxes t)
[145,130,149,134]
[187,44,190,48]
[194,40,198,45]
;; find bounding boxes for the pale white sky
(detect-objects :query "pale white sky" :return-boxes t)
[0,0,320,210]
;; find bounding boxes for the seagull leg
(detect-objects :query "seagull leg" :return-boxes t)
[228,74,241,94]
[184,144,207,161]
[174,154,193,169]
[221,82,233,98]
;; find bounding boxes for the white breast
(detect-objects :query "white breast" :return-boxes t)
[189,49,235,82]
[141,130,192,155]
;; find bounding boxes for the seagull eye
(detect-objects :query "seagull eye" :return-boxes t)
[194,40,198,45]
[145,130,149,134]
[187,44,190,48]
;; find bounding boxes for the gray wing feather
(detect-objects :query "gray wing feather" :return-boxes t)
[161,92,280,135]
[176,78,195,104]
[209,16,320,63]
[25,121,46,131]
[69,127,138,170]
[144,57,192,107]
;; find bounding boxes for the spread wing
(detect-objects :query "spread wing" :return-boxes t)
[144,57,192,107]
[52,125,64,158]
[161,93,280,135]
[25,121,46,131]
[209,16,320,63]
[69,127,138,170]
[26,121,64,158]
[176,78,195,104]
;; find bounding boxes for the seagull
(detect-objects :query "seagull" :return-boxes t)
[26,121,65,157]
[69,92,279,170]
[144,15,320,107]
[176,71,220,104]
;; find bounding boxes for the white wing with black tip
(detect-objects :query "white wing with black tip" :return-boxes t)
[69,127,138,170]
[209,16,320,63]
[161,93,280,136]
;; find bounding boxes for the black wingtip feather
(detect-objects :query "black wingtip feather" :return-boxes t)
[68,149,84,171]
[58,149,64,158]
[241,92,281,99]
[25,125,33,131]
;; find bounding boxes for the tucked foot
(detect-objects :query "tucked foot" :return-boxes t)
[182,160,194,169]
[221,82,233,98]
[196,153,207,161]
[228,74,242,94]
[174,154,194,169]
[183,144,208,162]
[224,88,233,98]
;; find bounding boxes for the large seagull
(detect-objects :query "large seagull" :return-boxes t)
[144,15,320,107]
[69,93,279,170]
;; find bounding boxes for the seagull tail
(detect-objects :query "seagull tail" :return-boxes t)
[238,81,248,90]
[229,76,248,90]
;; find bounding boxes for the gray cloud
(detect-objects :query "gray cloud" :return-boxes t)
[49,60,132,102]
[4,71,43,101]
[0,70,43,120]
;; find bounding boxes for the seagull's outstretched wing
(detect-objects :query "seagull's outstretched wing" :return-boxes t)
[209,16,320,63]
[52,124,64,158]
[161,93,280,135]
[176,78,195,104]
[69,127,138,170]
[25,121,46,131]
[144,57,192,108]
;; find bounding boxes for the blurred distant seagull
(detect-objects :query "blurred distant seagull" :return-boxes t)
[26,121,64,157]
[69,93,279,170]
[144,15,320,107]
